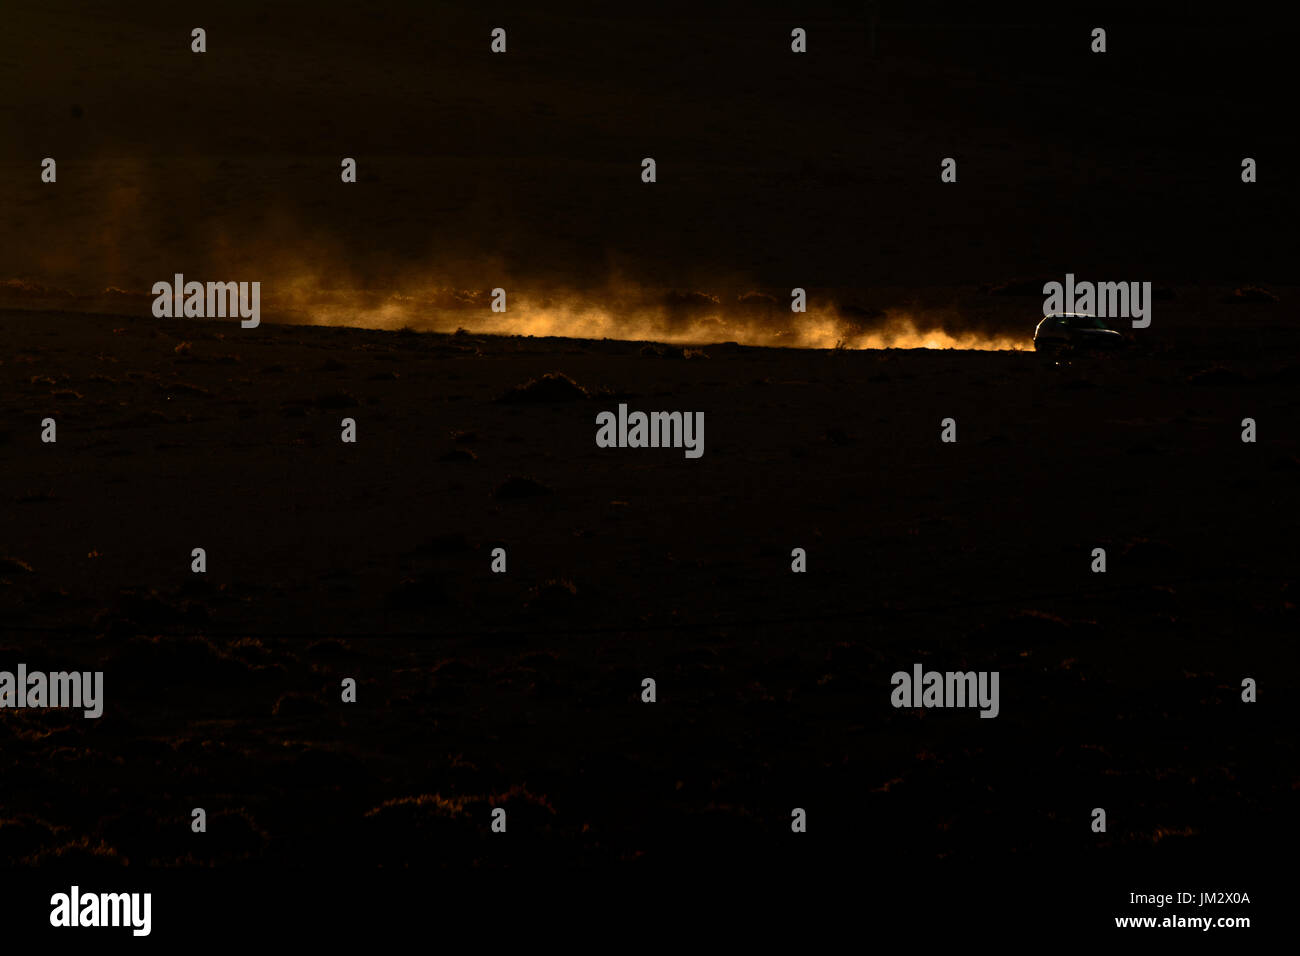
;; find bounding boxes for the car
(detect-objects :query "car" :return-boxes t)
[1033,313,1125,355]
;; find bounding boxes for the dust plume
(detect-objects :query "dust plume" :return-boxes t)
[0,273,1029,351]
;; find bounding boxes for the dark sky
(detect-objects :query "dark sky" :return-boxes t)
[0,1,1293,305]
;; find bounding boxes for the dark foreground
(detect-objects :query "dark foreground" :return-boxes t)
[1,306,1296,933]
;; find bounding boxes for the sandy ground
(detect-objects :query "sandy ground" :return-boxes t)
[1,303,1296,871]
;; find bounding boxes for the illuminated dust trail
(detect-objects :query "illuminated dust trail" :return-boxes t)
[1,278,1028,350]
[269,284,1029,351]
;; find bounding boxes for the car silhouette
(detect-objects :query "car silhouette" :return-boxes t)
[1033,313,1125,355]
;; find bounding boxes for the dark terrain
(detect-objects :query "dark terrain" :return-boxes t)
[2,299,1295,874]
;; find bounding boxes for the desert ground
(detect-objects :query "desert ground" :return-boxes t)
[1,291,1295,879]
